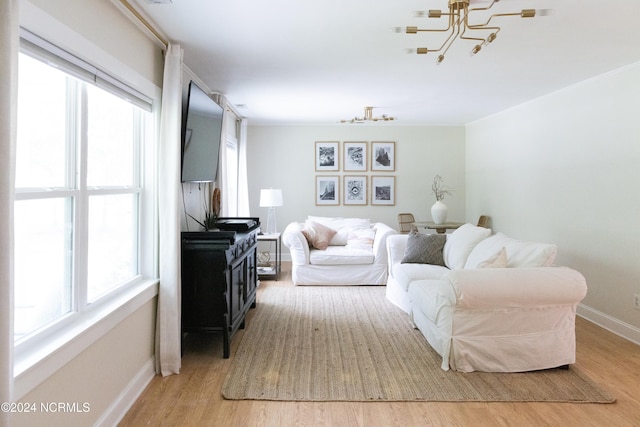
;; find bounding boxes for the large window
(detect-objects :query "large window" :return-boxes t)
[14,42,150,343]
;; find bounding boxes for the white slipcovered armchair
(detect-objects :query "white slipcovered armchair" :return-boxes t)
[283,216,397,285]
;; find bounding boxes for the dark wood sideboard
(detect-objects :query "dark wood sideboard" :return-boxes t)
[181,219,259,358]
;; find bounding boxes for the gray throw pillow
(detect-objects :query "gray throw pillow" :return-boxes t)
[401,230,446,266]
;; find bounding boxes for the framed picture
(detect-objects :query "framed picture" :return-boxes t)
[343,141,367,171]
[316,176,340,205]
[343,175,367,205]
[371,176,395,205]
[371,141,395,171]
[315,141,339,171]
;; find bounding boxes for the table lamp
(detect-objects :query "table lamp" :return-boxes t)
[259,188,283,234]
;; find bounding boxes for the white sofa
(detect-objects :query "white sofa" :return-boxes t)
[283,216,397,285]
[386,224,588,372]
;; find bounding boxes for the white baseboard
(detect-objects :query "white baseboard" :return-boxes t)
[577,303,640,346]
[95,356,156,427]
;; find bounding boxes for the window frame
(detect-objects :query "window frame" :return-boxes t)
[13,30,159,399]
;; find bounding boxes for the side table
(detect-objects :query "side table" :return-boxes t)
[412,221,465,234]
[257,233,281,280]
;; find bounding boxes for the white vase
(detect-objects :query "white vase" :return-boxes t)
[431,200,448,224]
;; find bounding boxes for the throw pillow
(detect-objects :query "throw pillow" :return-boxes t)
[442,223,492,269]
[301,220,337,250]
[505,240,557,267]
[464,233,512,269]
[401,230,446,266]
[464,231,558,268]
[477,247,508,268]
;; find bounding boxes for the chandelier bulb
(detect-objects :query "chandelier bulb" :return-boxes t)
[436,55,445,65]
[536,9,555,16]
[470,45,482,56]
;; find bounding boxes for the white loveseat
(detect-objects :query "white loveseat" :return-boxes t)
[283,216,397,285]
[386,224,588,373]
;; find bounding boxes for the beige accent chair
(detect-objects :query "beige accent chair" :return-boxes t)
[397,213,417,234]
[477,215,490,228]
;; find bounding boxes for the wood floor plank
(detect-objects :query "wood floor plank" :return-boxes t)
[119,264,640,426]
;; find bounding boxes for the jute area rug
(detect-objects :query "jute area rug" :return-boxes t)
[222,285,615,403]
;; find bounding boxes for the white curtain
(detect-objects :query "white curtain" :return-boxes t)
[155,43,183,376]
[217,96,230,217]
[0,1,18,424]
[237,118,250,216]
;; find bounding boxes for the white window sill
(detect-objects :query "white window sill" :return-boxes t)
[13,279,159,400]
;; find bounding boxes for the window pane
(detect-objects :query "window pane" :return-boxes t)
[16,54,69,189]
[14,198,73,340]
[86,85,135,187]
[87,194,138,301]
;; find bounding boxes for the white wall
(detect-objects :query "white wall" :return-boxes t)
[246,125,466,235]
[466,63,640,334]
[13,302,156,426]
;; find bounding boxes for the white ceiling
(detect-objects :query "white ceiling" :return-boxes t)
[131,0,640,125]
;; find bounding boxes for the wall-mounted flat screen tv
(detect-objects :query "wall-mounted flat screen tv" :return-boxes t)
[181,81,224,182]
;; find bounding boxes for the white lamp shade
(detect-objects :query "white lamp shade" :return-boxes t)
[260,189,283,207]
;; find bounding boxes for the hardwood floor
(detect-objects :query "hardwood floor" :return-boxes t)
[120,263,640,426]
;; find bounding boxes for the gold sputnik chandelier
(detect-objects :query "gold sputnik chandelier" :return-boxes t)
[405,0,554,64]
[340,107,395,123]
